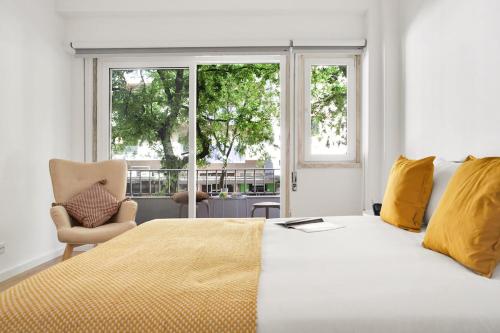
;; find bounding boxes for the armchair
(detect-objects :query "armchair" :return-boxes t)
[49,159,137,260]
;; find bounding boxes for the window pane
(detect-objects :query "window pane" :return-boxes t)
[195,63,281,218]
[310,65,348,155]
[110,68,189,197]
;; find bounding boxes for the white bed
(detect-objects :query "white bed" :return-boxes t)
[258,216,500,333]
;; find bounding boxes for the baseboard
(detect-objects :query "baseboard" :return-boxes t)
[0,246,65,283]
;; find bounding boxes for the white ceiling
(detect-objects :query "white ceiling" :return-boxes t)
[56,0,372,16]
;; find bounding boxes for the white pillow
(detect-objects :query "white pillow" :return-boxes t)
[424,159,461,225]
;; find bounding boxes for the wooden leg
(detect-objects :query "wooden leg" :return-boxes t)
[251,207,256,217]
[62,244,74,261]
[265,207,270,219]
[178,204,183,218]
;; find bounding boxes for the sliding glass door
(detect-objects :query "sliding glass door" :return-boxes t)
[109,66,193,219]
[195,63,281,218]
[97,56,286,221]
[97,58,196,220]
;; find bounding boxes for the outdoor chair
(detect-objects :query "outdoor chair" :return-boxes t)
[172,191,210,218]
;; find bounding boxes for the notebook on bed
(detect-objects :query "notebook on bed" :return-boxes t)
[275,218,345,233]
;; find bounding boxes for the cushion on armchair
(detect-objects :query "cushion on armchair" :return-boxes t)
[53,180,127,228]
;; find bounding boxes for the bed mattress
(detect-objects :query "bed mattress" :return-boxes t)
[257,216,500,333]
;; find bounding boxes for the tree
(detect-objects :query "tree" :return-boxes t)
[111,63,347,194]
[111,68,189,169]
[196,64,280,188]
[310,65,348,148]
[111,64,280,191]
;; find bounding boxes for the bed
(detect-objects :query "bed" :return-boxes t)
[1,216,499,332]
[259,216,500,333]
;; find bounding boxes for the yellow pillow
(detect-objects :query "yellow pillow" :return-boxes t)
[380,156,435,231]
[423,157,500,277]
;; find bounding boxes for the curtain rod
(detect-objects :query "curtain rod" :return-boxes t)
[70,39,367,55]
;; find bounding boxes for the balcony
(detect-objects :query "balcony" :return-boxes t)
[126,168,280,223]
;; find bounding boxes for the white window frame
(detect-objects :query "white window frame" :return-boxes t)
[297,53,358,165]
[97,58,197,217]
[96,57,192,162]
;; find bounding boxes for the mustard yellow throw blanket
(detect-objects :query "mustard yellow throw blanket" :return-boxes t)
[0,218,265,332]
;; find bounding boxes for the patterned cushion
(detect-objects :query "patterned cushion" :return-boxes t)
[53,180,124,228]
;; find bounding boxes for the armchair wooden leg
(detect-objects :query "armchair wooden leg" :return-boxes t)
[62,244,75,261]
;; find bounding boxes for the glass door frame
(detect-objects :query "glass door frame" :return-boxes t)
[95,54,289,218]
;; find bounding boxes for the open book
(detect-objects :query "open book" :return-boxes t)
[275,218,345,233]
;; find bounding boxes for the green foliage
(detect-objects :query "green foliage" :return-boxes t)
[196,64,280,187]
[111,68,189,169]
[196,64,279,165]
[310,65,348,148]
[112,64,280,175]
[111,63,347,185]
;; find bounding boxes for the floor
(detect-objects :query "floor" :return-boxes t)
[0,251,83,293]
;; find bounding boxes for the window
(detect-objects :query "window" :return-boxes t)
[110,67,191,197]
[96,56,286,218]
[298,54,358,164]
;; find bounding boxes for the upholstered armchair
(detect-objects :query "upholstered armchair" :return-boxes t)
[49,159,137,260]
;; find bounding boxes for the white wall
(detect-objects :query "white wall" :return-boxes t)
[381,0,402,185]
[63,12,366,47]
[0,0,73,280]
[401,0,500,160]
[361,2,385,210]
[291,168,363,216]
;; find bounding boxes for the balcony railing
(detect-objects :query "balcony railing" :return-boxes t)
[126,168,280,197]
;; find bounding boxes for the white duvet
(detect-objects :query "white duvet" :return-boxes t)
[257,216,500,333]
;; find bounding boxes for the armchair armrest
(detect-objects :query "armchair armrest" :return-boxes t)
[50,206,72,230]
[114,200,138,224]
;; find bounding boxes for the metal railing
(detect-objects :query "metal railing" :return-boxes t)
[126,168,280,197]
